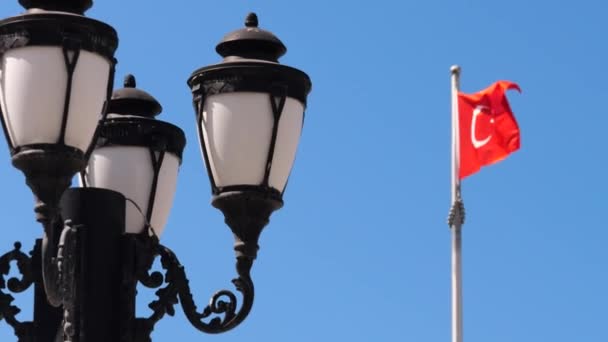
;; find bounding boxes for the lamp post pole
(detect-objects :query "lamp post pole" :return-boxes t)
[31,240,64,342]
[0,1,311,341]
[57,189,127,342]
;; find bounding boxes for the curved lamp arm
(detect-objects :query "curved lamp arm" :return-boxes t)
[133,191,281,340]
[135,235,255,337]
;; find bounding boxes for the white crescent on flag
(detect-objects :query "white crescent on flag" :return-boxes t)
[471,105,493,148]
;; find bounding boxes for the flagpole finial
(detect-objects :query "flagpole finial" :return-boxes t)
[451,65,461,75]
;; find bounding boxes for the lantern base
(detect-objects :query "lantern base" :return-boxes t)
[12,145,85,224]
[212,191,283,259]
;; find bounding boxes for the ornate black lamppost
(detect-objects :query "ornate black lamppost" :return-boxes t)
[0,0,311,341]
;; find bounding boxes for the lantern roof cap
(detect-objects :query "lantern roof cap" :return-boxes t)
[216,13,287,62]
[108,74,162,118]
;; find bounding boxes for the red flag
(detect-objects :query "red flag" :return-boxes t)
[458,81,521,179]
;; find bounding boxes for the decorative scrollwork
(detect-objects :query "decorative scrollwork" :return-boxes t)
[134,234,254,339]
[0,242,35,340]
[56,220,80,341]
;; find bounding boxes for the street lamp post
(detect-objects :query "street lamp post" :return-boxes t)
[0,1,311,341]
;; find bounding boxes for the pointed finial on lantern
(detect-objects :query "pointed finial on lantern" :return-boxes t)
[124,74,136,88]
[245,13,259,28]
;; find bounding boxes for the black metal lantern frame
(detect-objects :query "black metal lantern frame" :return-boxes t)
[189,64,310,263]
[189,62,310,200]
[88,117,185,224]
[188,13,311,264]
[88,75,186,231]
[0,10,118,221]
[0,13,118,153]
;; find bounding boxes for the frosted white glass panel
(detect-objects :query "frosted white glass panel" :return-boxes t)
[83,146,180,236]
[201,93,270,187]
[200,92,304,191]
[0,46,110,152]
[268,99,304,191]
[65,51,111,151]
[150,154,180,237]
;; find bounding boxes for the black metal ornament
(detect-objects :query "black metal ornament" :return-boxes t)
[128,232,255,341]
[0,242,34,340]
[0,240,63,342]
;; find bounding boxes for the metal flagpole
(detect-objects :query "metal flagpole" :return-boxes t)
[448,65,465,342]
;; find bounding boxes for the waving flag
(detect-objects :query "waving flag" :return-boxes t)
[448,67,522,342]
[457,81,521,178]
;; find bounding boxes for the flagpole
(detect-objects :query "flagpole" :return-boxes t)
[449,65,465,342]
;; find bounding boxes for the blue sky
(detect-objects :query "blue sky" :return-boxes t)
[1,1,607,341]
